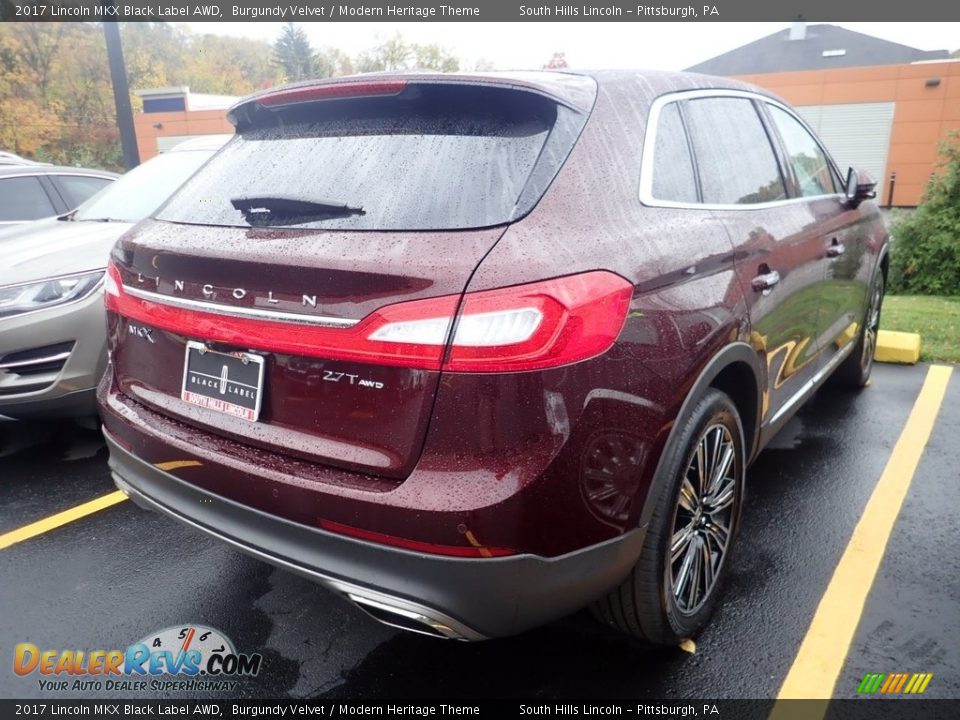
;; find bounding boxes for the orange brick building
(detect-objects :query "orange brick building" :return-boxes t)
[133,87,236,162]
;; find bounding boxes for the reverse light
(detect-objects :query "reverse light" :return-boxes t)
[105,262,632,373]
[369,308,543,347]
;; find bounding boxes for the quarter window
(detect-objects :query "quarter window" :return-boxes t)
[650,103,698,203]
[684,98,786,206]
[768,105,837,197]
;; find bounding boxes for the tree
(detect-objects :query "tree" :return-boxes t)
[544,52,568,69]
[356,34,459,73]
[471,58,497,72]
[272,23,317,82]
[15,23,64,98]
[315,47,354,78]
[889,133,960,295]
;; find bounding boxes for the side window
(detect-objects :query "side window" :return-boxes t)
[767,105,837,197]
[650,103,698,203]
[685,97,786,205]
[0,176,56,221]
[53,175,113,208]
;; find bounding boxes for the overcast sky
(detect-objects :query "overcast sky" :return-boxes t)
[185,22,956,71]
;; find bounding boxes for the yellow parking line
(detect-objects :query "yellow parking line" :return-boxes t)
[0,491,127,551]
[770,364,953,716]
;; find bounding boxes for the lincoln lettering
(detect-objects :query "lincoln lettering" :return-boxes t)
[135,274,316,309]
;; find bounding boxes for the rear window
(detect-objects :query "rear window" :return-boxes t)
[157,85,587,231]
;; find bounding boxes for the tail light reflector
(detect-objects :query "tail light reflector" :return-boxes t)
[318,519,515,558]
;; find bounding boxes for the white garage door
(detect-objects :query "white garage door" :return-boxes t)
[795,102,895,197]
[156,134,206,153]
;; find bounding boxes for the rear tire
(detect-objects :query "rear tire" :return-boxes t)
[591,389,744,644]
[834,272,885,389]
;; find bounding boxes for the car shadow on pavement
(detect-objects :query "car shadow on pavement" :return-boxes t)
[315,613,691,699]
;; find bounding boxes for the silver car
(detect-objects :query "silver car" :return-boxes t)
[0,165,118,226]
[0,135,230,419]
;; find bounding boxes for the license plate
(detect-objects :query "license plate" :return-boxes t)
[181,341,265,422]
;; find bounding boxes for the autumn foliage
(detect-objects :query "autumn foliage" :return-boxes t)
[1,23,471,172]
[0,23,282,170]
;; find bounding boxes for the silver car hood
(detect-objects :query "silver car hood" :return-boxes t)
[0,218,133,286]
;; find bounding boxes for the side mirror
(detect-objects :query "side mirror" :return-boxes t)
[845,167,877,207]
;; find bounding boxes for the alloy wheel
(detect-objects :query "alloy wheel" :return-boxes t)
[861,284,883,371]
[668,423,738,615]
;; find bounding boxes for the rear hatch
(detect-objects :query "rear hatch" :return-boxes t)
[106,76,595,480]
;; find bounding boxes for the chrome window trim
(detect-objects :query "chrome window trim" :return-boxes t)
[123,285,359,328]
[639,88,845,211]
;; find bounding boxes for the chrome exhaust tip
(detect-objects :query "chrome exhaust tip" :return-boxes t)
[346,593,484,641]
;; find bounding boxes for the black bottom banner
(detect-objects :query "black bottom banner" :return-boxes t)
[3,699,959,720]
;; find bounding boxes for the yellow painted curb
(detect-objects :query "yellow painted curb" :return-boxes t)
[875,330,921,365]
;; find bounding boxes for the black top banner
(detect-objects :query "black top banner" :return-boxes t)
[2,699,960,719]
[1,0,960,22]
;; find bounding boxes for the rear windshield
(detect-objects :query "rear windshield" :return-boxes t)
[157,85,586,231]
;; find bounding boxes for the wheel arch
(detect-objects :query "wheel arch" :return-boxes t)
[636,342,763,531]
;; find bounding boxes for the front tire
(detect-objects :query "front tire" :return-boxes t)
[834,272,885,389]
[591,389,744,644]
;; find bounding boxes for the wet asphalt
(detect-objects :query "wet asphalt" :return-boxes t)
[0,362,957,700]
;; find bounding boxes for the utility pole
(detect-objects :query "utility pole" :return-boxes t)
[103,21,140,170]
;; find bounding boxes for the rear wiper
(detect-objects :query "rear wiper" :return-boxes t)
[230,195,365,222]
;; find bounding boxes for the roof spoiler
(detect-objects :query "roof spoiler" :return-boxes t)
[227,73,598,127]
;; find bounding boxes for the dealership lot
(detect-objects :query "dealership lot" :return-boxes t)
[0,363,957,701]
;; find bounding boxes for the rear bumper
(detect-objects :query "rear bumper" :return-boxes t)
[104,430,647,639]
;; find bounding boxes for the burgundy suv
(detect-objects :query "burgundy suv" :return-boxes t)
[99,71,887,642]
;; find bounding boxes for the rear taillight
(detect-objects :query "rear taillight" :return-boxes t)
[105,263,632,373]
[370,272,633,372]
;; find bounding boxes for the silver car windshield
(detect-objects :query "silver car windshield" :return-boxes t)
[73,150,214,223]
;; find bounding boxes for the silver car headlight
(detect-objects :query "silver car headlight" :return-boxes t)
[0,270,105,319]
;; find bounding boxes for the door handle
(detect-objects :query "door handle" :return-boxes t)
[827,238,846,257]
[752,270,781,292]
